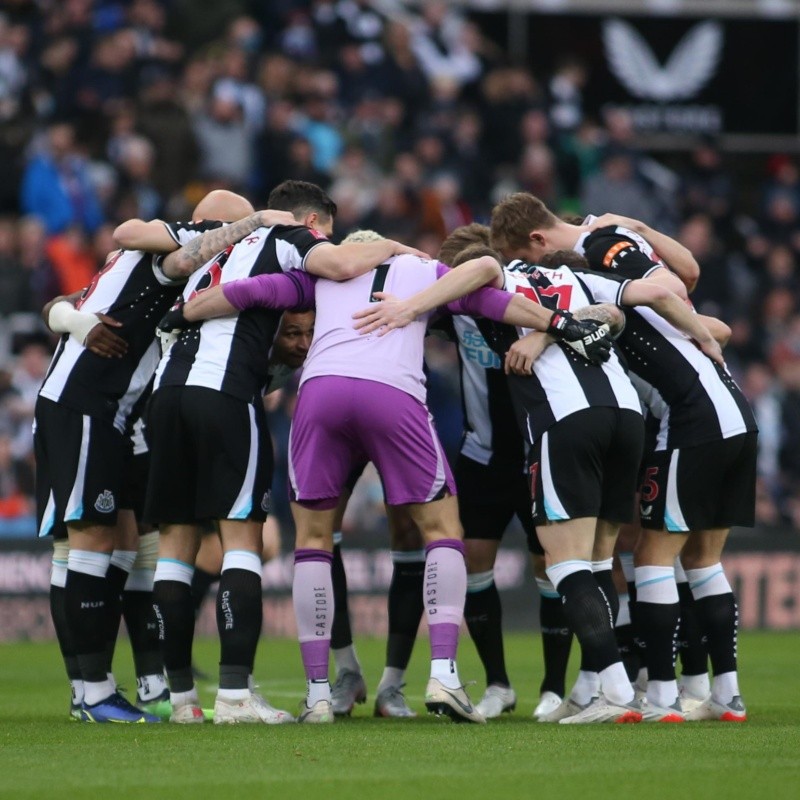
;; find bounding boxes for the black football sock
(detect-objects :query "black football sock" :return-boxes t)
[330,543,353,650]
[554,571,620,673]
[122,589,164,679]
[102,562,131,674]
[614,592,639,682]
[153,578,196,693]
[637,601,680,684]
[65,551,112,685]
[465,573,510,687]
[691,592,738,677]
[191,566,220,618]
[537,586,572,697]
[386,554,425,670]
[217,563,263,691]
[50,584,82,684]
[592,563,619,625]
[677,580,708,676]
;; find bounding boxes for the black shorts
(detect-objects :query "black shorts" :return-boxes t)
[34,396,127,536]
[143,386,273,525]
[639,432,757,532]
[528,407,644,526]
[454,454,541,555]
[119,450,149,521]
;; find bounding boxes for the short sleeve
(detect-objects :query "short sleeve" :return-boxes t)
[150,255,185,287]
[575,270,630,307]
[164,220,225,247]
[272,225,333,272]
[582,228,662,281]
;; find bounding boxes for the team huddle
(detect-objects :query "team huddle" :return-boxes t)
[35,180,755,726]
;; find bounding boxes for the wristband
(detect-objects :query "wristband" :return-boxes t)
[48,300,101,345]
[546,310,572,339]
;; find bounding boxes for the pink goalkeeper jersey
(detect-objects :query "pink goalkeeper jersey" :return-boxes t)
[299,254,444,403]
[221,254,511,404]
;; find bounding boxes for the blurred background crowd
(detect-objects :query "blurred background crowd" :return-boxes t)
[1,0,798,536]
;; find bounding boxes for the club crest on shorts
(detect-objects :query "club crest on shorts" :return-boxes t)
[261,491,272,513]
[94,490,116,513]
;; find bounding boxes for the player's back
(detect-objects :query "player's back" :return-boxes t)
[300,254,441,402]
[501,263,641,432]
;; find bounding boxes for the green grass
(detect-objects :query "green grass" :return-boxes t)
[1,632,798,800]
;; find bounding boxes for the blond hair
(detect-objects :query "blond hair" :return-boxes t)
[342,229,385,243]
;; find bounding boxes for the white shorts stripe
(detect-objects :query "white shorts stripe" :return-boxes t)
[38,490,56,538]
[287,422,299,499]
[541,431,569,521]
[424,411,447,503]
[64,415,91,522]
[228,405,258,519]
[664,449,689,532]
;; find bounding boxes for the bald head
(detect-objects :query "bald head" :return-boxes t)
[192,190,254,223]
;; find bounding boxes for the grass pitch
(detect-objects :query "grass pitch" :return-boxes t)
[1,631,798,800]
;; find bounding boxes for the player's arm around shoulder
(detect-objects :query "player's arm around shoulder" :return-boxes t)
[42,291,127,358]
[304,239,430,281]
[620,280,723,364]
[113,219,178,254]
[160,210,296,280]
[351,254,502,335]
[588,212,699,292]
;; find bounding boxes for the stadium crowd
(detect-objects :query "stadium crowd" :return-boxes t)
[0,1,795,535]
[0,0,765,728]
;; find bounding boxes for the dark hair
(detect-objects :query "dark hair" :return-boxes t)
[538,249,590,271]
[267,180,337,220]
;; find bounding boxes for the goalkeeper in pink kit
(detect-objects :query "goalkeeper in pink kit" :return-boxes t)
[170,232,612,723]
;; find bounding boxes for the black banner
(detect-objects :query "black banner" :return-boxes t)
[477,13,799,136]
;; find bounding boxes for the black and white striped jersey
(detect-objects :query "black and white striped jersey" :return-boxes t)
[164,220,224,246]
[38,221,218,432]
[154,225,330,403]
[39,250,183,431]
[484,261,641,445]
[611,302,756,449]
[572,230,758,449]
[452,315,525,467]
[574,223,665,280]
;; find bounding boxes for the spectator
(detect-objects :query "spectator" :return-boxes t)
[135,66,199,198]
[193,92,254,187]
[410,1,482,88]
[581,148,657,226]
[20,122,104,235]
[0,217,30,316]
[114,134,162,221]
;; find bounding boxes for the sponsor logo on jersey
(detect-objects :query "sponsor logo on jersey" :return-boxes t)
[308,229,328,240]
[94,490,116,513]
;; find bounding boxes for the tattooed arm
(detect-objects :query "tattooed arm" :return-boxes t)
[504,303,622,375]
[572,303,626,337]
[159,210,296,279]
